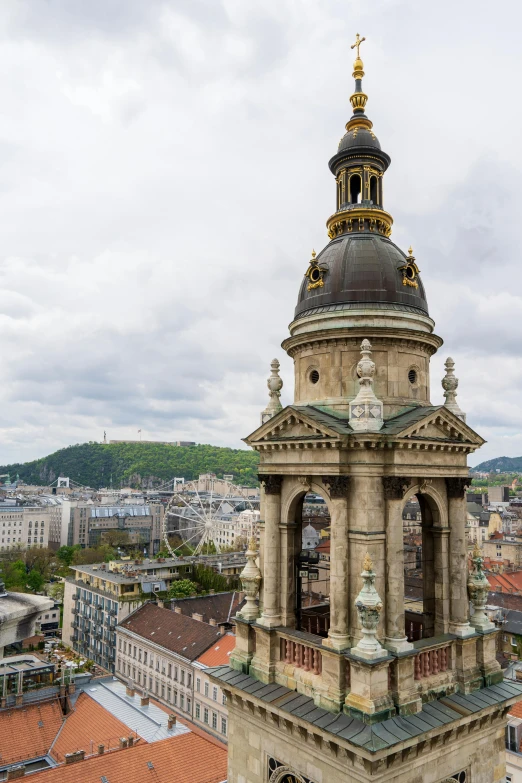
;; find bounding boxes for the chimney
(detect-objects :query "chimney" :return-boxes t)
[174,607,182,614]
[219,625,226,636]
[65,751,85,765]
[7,766,26,780]
[128,736,134,747]
[119,738,128,749]
[126,679,135,697]
[209,618,217,627]
[168,714,177,730]
[97,744,105,755]
[192,613,203,622]
[140,691,149,707]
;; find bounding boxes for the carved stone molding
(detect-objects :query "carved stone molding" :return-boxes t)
[382,476,410,500]
[258,474,283,494]
[322,476,350,498]
[445,477,470,499]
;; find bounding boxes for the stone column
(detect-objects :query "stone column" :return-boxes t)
[446,478,474,638]
[383,477,413,653]
[279,518,298,628]
[432,527,450,635]
[257,474,282,628]
[322,476,350,650]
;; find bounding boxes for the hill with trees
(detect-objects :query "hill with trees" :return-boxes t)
[472,456,522,474]
[0,441,260,489]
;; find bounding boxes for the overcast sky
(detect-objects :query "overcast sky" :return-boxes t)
[0,0,519,467]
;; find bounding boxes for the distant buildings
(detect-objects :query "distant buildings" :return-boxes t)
[0,504,51,553]
[63,558,194,672]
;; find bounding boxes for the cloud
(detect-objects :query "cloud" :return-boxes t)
[0,0,520,467]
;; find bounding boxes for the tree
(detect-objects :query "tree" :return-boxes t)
[27,569,44,592]
[101,530,131,547]
[72,545,116,566]
[46,581,65,602]
[3,559,26,590]
[168,579,198,599]
[57,546,77,567]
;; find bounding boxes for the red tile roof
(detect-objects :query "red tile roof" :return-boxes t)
[119,603,223,661]
[509,700,522,719]
[30,732,227,783]
[0,699,64,766]
[487,571,522,595]
[51,692,140,762]
[315,540,330,554]
[196,634,236,667]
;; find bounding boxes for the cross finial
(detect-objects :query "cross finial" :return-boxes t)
[351,33,366,59]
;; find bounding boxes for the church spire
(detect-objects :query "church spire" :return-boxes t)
[347,33,372,131]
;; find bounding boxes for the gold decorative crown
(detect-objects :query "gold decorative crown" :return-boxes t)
[363,552,373,572]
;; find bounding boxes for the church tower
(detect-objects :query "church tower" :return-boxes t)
[210,36,522,783]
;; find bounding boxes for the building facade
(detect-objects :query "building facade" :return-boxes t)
[0,505,51,553]
[68,503,164,554]
[63,557,193,671]
[116,602,231,741]
[211,38,522,783]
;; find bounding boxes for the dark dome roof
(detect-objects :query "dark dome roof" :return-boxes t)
[338,127,381,152]
[295,234,429,320]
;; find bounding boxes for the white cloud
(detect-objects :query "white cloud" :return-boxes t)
[0,0,519,467]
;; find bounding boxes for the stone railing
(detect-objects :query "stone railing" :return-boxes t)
[279,637,322,675]
[411,635,456,698]
[414,644,451,680]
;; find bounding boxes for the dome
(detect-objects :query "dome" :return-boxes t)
[338,127,381,152]
[295,234,429,320]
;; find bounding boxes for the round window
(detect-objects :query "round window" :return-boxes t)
[408,369,417,385]
[309,370,320,384]
[309,267,321,283]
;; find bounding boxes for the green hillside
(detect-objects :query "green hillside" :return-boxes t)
[0,442,260,489]
[472,456,522,473]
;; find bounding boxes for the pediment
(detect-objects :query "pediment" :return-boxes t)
[390,407,485,446]
[244,405,346,446]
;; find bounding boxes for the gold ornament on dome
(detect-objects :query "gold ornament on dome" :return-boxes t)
[398,246,421,289]
[363,552,373,572]
[305,250,328,291]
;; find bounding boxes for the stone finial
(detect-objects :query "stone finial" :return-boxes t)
[442,357,466,422]
[237,538,261,621]
[351,552,387,660]
[348,339,384,432]
[261,359,283,424]
[468,542,494,632]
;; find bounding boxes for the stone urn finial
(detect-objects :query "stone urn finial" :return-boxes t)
[349,340,384,432]
[261,359,283,424]
[468,542,494,631]
[351,552,387,660]
[442,357,466,422]
[237,537,261,621]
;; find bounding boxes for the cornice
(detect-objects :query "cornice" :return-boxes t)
[282,329,443,358]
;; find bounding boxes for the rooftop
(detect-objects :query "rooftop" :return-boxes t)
[196,634,236,667]
[0,699,63,766]
[171,591,244,625]
[29,732,227,783]
[118,603,223,661]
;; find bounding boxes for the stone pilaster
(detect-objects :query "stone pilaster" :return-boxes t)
[258,474,283,628]
[322,477,350,650]
[344,654,395,723]
[446,478,474,638]
[383,481,412,653]
[229,618,256,673]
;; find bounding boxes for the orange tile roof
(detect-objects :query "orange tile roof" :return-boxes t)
[509,700,522,719]
[0,699,64,766]
[30,732,227,783]
[51,692,141,762]
[196,634,237,666]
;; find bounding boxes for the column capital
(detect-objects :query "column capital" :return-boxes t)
[382,476,410,500]
[445,477,470,499]
[322,475,350,498]
[258,474,283,494]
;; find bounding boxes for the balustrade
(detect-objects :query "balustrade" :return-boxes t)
[414,643,451,681]
[280,638,322,675]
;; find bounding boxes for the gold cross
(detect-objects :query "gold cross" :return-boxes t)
[351,33,366,58]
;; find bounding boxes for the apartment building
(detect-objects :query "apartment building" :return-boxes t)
[116,602,229,739]
[0,505,50,552]
[63,557,193,672]
[69,503,164,554]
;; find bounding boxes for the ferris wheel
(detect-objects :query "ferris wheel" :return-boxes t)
[162,479,258,557]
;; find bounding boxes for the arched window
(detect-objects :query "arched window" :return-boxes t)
[350,174,362,204]
[370,176,378,204]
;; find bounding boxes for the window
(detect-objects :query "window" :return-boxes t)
[168,663,172,677]
[139,649,142,662]
[156,660,160,672]
[180,694,184,710]
[180,670,185,685]
[144,651,147,665]
[203,708,209,725]
[173,690,178,705]
[309,369,319,384]
[161,684,165,698]
[149,677,153,691]
[150,655,154,668]
[196,678,201,693]
[212,712,217,730]
[133,646,137,659]
[195,703,201,720]
[204,682,209,697]
[187,673,191,688]
[512,636,517,647]
[174,667,178,681]
[167,687,171,702]
[155,680,159,694]
[187,697,191,713]
[212,686,218,702]
[222,693,227,705]
[221,717,227,735]
[124,642,127,654]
